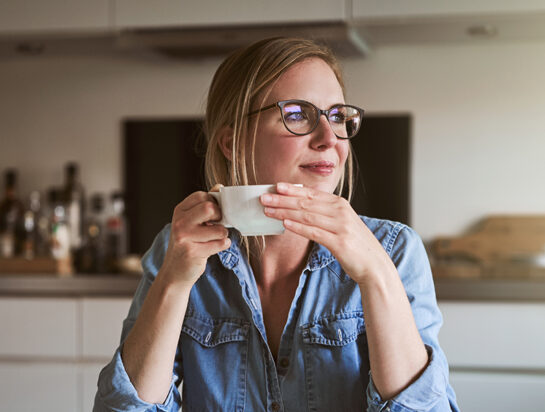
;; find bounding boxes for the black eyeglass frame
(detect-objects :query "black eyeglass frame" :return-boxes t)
[247,99,365,140]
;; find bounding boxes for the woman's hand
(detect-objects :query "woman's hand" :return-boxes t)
[158,188,230,288]
[261,182,395,285]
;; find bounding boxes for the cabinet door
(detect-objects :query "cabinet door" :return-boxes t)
[0,362,78,412]
[438,302,545,369]
[81,363,105,412]
[0,0,111,33]
[81,297,132,358]
[114,0,346,29]
[450,370,545,412]
[352,0,545,20]
[0,297,77,358]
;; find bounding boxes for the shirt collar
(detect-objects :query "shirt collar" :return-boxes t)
[218,231,336,272]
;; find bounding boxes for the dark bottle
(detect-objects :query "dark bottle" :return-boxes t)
[106,191,128,273]
[21,191,49,259]
[62,162,86,253]
[0,169,25,258]
[32,191,51,257]
[80,194,107,274]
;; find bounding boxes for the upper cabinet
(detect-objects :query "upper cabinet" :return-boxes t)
[0,0,112,34]
[114,0,347,29]
[351,1,545,44]
[352,1,545,20]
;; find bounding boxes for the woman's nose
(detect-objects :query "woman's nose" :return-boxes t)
[310,115,337,150]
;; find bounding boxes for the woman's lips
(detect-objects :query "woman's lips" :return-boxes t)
[300,161,335,176]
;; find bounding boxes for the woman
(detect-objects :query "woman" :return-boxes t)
[94,37,459,411]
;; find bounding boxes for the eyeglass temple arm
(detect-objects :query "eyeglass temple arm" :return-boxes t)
[247,103,278,117]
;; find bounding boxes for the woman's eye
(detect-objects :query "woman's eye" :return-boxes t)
[330,112,346,124]
[284,111,308,123]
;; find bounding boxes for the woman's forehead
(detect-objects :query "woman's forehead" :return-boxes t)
[265,58,344,106]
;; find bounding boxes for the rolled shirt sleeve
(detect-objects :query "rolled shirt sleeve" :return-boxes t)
[366,225,460,412]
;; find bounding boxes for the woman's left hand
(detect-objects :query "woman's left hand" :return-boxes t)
[261,182,395,285]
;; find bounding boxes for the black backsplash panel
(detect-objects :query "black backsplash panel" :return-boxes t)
[124,115,410,255]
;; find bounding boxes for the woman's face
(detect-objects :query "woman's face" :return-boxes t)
[250,58,349,194]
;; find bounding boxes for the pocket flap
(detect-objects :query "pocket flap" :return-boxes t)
[182,315,249,348]
[302,313,365,346]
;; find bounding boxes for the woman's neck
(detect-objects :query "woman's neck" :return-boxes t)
[250,232,312,289]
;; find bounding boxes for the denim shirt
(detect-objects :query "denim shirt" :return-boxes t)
[94,216,459,412]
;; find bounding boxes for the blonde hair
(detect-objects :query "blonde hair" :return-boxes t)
[203,37,354,256]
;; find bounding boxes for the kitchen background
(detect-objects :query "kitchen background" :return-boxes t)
[1,1,545,411]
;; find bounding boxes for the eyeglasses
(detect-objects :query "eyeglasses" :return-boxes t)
[247,99,364,139]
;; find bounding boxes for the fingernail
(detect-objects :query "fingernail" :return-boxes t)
[264,207,274,214]
[261,194,272,203]
[277,182,287,191]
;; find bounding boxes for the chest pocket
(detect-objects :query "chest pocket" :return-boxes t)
[180,315,250,412]
[302,313,365,346]
[301,312,368,412]
[182,315,249,347]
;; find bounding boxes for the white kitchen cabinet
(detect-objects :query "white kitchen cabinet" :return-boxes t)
[114,0,346,29]
[0,295,132,412]
[439,301,545,369]
[0,297,78,358]
[438,301,545,410]
[0,0,112,34]
[82,363,107,412]
[351,1,545,45]
[0,362,79,412]
[352,1,545,20]
[450,371,545,412]
[81,297,132,358]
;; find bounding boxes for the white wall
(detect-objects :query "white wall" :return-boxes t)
[1,40,544,240]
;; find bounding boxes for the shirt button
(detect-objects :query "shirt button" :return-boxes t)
[271,402,280,411]
[279,357,289,368]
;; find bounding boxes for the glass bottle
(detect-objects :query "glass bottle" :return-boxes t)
[80,194,107,274]
[0,169,25,258]
[62,162,86,253]
[48,188,71,260]
[106,191,128,273]
[22,191,49,259]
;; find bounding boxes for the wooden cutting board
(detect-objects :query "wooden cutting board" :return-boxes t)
[431,215,545,264]
[0,257,73,276]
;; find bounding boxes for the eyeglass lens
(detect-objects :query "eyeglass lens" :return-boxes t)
[281,101,361,138]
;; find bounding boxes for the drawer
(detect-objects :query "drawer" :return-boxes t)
[450,370,545,412]
[0,361,78,412]
[81,297,132,358]
[439,301,545,369]
[0,297,77,358]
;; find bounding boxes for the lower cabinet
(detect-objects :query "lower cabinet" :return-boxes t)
[0,362,79,412]
[3,297,545,410]
[0,296,132,412]
[450,370,545,412]
[439,301,545,411]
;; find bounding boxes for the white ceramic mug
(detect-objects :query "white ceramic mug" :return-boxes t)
[209,184,287,236]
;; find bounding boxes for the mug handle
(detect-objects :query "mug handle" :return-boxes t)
[208,191,232,228]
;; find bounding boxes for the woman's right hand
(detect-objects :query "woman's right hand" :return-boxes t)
[157,189,230,288]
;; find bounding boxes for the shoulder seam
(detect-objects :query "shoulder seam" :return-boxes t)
[385,222,406,255]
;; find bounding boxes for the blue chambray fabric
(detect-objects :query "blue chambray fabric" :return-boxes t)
[93,216,460,412]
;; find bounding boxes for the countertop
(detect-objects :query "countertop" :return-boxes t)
[2,273,545,301]
[0,274,141,297]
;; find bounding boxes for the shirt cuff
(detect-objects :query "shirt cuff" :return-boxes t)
[366,345,447,412]
[94,347,181,412]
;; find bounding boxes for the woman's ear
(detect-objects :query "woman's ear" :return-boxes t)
[217,126,234,161]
